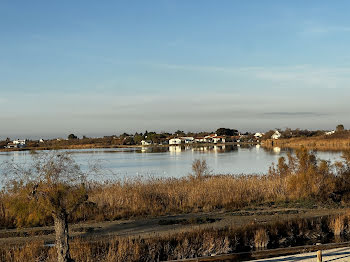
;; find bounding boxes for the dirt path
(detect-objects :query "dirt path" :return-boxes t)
[0,207,345,246]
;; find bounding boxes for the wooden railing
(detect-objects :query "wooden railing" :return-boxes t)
[164,241,350,262]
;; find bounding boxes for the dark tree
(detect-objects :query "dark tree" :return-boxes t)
[133,133,144,144]
[175,130,185,136]
[262,130,275,140]
[216,128,239,136]
[336,124,345,132]
[68,134,77,140]
[122,136,135,145]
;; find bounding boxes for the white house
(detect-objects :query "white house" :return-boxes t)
[13,139,26,145]
[204,134,217,143]
[194,137,205,143]
[271,131,281,140]
[141,140,152,146]
[254,132,264,138]
[181,137,194,144]
[203,134,226,144]
[6,139,26,148]
[212,136,226,144]
[325,130,335,136]
[169,138,182,145]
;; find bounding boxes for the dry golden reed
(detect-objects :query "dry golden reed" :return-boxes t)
[254,228,269,249]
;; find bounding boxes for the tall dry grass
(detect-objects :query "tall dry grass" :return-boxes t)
[1,174,285,228]
[328,212,350,236]
[87,174,284,221]
[330,216,345,236]
[264,131,350,150]
[254,228,269,249]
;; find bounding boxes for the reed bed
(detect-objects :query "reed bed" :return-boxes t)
[265,134,350,150]
[86,174,282,220]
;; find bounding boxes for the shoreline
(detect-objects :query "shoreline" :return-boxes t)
[0,141,259,153]
[2,137,350,153]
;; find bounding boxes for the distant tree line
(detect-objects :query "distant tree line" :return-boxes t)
[1,125,349,149]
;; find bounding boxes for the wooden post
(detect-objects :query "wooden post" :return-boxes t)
[317,250,322,262]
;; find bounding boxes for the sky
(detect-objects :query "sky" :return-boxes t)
[1,1,350,138]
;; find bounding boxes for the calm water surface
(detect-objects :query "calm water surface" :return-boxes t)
[0,145,343,181]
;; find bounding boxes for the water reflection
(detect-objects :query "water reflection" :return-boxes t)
[273,147,281,154]
[0,146,343,180]
[143,145,239,154]
[169,146,182,154]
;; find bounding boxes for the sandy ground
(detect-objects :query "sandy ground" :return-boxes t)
[253,247,350,262]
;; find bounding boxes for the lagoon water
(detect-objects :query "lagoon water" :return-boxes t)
[0,145,343,181]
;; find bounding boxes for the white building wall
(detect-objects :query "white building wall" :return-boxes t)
[169,138,182,145]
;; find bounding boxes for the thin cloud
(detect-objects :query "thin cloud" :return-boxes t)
[148,62,350,89]
[150,62,264,74]
[263,112,327,117]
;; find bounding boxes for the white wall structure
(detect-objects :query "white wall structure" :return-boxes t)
[213,136,225,143]
[254,132,264,138]
[141,140,152,145]
[195,137,205,143]
[271,131,281,140]
[169,138,182,145]
[325,130,335,135]
[13,139,26,145]
[181,137,194,144]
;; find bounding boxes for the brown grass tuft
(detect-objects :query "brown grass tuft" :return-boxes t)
[254,228,269,249]
[330,215,346,236]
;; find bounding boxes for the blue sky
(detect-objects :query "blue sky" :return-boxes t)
[1,1,350,138]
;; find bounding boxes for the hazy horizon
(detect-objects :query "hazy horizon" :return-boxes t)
[1,1,350,139]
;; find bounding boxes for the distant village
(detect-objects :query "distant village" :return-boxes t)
[141,132,264,146]
[2,126,343,149]
[2,129,269,149]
